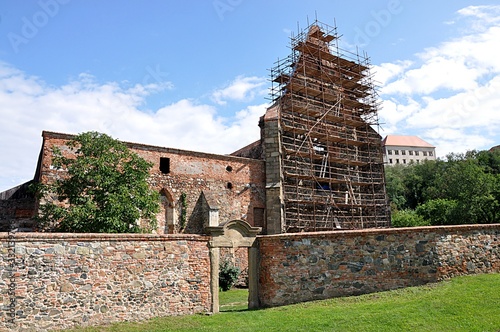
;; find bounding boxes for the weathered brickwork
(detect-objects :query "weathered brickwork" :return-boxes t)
[0,182,36,232]
[38,131,266,234]
[0,233,211,331]
[257,224,500,307]
[0,199,35,232]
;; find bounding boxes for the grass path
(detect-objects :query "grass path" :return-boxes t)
[68,273,500,332]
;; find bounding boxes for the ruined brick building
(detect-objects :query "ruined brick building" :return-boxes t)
[1,21,390,235]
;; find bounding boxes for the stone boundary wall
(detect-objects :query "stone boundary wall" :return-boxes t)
[0,233,211,331]
[257,224,500,307]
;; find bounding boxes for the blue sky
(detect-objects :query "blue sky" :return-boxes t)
[1,0,500,191]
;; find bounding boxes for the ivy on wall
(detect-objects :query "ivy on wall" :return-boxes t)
[180,192,187,230]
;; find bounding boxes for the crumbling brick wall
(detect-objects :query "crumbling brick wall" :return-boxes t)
[0,182,36,232]
[36,131,266,234]
[0,199,36,232]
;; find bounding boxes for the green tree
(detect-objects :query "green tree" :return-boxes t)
[384,164,407,211]
[475,149,500,174]
[430,155,499,224]
[416,198,459,225]
[34,131,159,233]
[385,150,500,226]
[391,209,430,227]
[386,159,442,210]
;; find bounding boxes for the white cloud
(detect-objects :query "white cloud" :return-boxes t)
[456,5,500,29]
[422,127,493,157]
[405,76,500,130]
[211,75,266,105]
[382,56,481,95]
[0,64,267,191]
[377,5,500,157]
[373,60,412,86]
[380,9,500,97]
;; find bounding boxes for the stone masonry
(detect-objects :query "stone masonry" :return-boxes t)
[262,106,284,235]
[257,224,500,307]
[0,233,210,331]
[0,224,498,330]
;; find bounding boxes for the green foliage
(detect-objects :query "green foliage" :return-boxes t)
[385,149,500,226]
[34,131,159,233]
[384,165,407,210]
[391,209,430,227]
[416,199,458,225]
[219,260,240,292]
[476,149,500,174]
[179,192,187,230]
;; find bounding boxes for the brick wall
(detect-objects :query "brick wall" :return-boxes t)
[38,131,266,234]
[257,224,500,307]
[0,199,36,232]
[0,182,36,232]
[0,233,211,331]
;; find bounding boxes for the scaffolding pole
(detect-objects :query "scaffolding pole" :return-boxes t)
[270,20,390,232]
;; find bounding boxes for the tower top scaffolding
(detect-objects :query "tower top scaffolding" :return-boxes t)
[266,19,390,232]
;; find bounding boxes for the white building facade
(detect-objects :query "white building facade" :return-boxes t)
[382,135,436,166]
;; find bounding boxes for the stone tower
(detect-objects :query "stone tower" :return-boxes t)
[263,21,390,234]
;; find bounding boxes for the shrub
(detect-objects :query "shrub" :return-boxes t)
[416,198,458,225]
[391,209,430,227]
[219,261,240,291]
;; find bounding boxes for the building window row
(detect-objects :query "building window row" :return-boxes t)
[388,159,420,165]
[387,149,433,157]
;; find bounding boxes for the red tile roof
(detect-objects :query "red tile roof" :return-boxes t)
[382,135,435,148]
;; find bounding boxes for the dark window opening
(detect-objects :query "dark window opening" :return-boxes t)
[253,208,265,228]
[226,165,233,172]
[316,182,331,190]
[227,182,233,189]
[160,157,170,174]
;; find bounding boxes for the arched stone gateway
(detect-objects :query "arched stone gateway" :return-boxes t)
[205,220,261,313]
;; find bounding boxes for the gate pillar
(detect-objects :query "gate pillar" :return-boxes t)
[206,220,261,313]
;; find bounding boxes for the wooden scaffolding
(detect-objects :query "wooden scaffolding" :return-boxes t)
[269,20,390,232]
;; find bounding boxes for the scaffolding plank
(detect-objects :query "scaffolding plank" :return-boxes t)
[294,40,370,72]
[307,28,336,43]
[270,21,390,232]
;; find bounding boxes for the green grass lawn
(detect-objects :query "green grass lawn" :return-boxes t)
[67,273,500,332]
[219,288,249,312]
